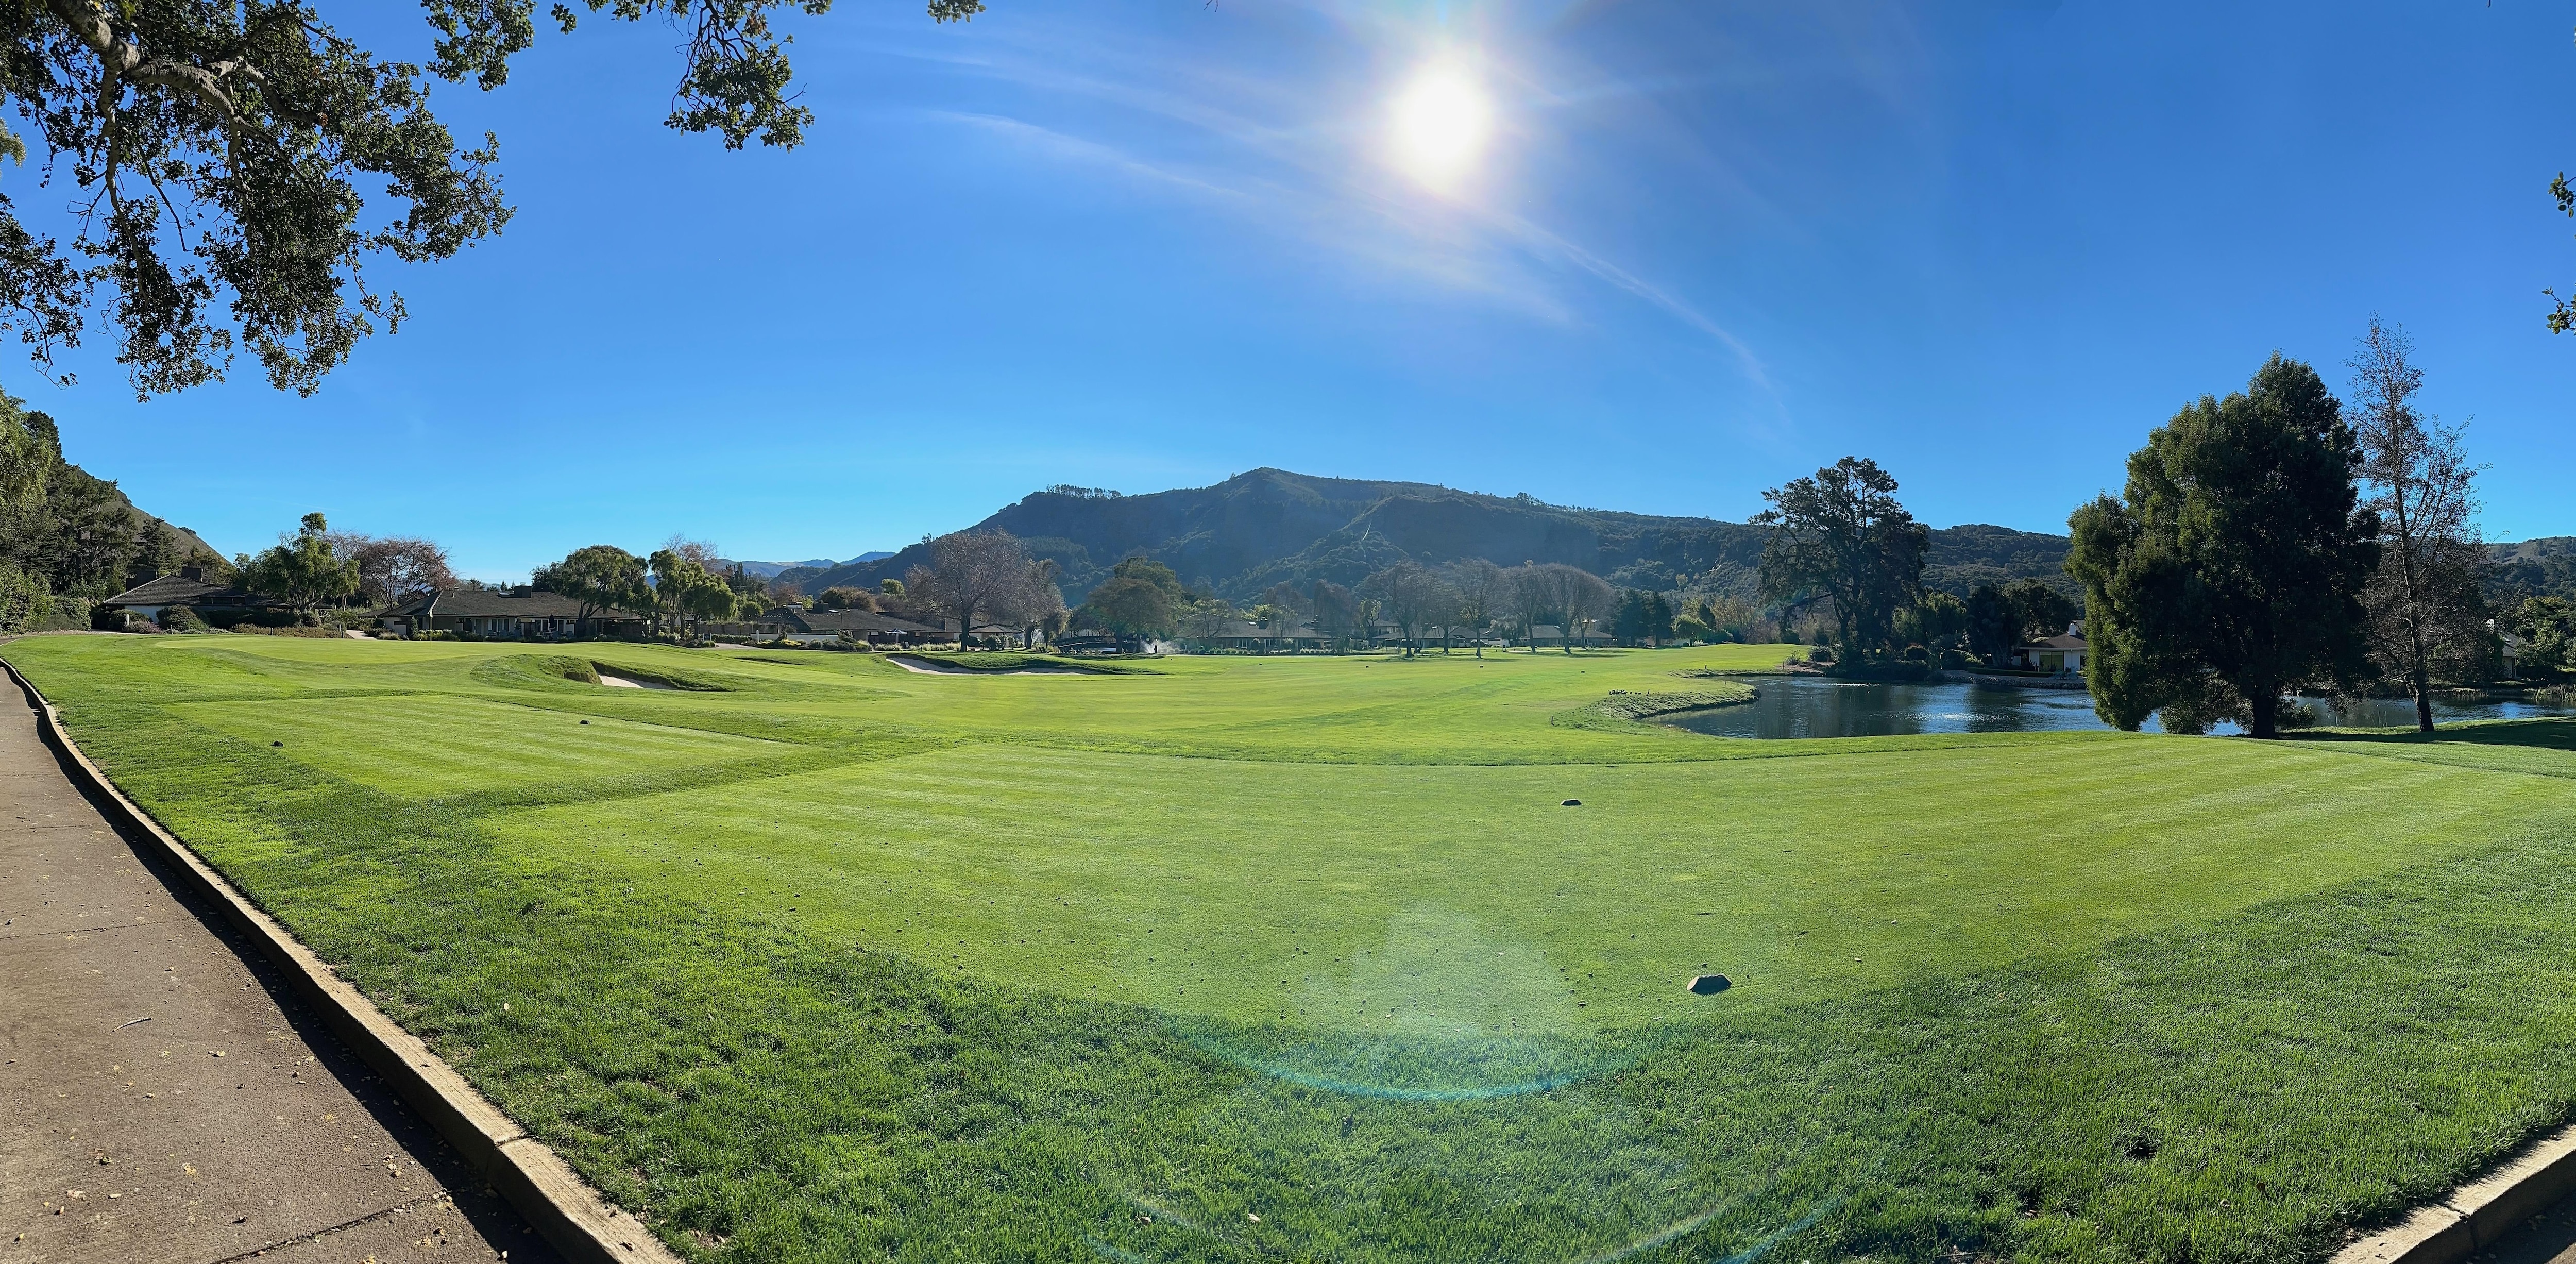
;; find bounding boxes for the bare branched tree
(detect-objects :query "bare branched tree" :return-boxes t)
[1445,558,1504,657]
[660,535,721,568]
[2350,315,2490,732]
[907,529,1033,649]
[1506,562,1612,654]
[1360,561,1451,657]
[996,556,1064,649]
[327,532,454,606]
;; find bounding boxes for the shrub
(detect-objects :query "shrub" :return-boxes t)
[0,562,48,634]
[27,596,93,633]
[235,624,348,638]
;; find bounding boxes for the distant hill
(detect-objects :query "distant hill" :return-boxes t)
[782,468,2081,604]
[736,550,892,581]
[2486,537,2576,601]
[727,557,839,580]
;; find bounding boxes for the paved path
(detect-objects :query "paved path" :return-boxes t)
[0,666,557,1264]
[2484,1197,2576,1264]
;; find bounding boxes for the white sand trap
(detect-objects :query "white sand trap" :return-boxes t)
[887,654,1087,676]
[597,672,677,689]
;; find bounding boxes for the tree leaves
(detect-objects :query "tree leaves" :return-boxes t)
[1754,458,1928,663]
[2066,356,2379,738]
[2,0,980,396]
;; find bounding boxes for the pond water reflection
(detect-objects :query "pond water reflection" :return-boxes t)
[1656,676,2574,740]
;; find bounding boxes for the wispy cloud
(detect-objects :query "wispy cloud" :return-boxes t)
[845,2,1800,404]
[929,111,1250,200]
[1503,217,1771,389]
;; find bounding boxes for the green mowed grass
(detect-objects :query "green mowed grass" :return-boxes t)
[499,738,2562,1034]
[178,694,795,795]
[11,631,2576,1263]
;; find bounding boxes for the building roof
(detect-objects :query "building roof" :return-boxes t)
[387,587,635,620]
[101,575,226,606]
[2018,623,2088,651]
[770,606,945,636]
[1214,619,1324,639]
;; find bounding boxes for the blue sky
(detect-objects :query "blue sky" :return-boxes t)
[18,1,2576,579]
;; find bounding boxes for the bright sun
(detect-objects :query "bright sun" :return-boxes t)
[1389,63,1494,190]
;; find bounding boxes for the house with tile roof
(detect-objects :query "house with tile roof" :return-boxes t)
[2011,622,2089,675]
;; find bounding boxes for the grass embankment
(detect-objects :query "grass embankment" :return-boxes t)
[10,634,2576,1262]
[1550,684,1757,731]
[900,649,1158,674]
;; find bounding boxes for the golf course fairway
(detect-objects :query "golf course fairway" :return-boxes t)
[11,632,2576,1264]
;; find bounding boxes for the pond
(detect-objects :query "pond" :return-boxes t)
[1654,676,2576,740]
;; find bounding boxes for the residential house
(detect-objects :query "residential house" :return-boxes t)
[2011,623,2089,675]
[762,606,946,646]
[380,587,646,641]
[1526,624,1612,649]
[1207,618,1334,652]
[97,569,279,628]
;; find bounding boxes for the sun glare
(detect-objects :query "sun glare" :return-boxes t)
[1389,63,1494,190]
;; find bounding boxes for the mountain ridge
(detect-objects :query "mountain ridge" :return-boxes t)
[779,468,2083,604]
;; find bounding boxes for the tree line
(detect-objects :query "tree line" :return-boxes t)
[1755,316,2500,738]
[0,395,231,633]
[888,530,1803,658]
[22,315,2529,717]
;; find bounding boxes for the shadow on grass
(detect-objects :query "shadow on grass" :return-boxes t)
[2288,716,2576,750]
[51,694,2576,1264]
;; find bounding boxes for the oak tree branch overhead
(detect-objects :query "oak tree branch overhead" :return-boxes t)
[0,0,982,399]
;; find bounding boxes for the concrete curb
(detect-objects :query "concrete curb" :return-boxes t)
[2336,1124,2576,1264]
[1,654,681,1264]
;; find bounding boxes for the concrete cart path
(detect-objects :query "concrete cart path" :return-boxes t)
[0,678,559,1264]
[2484,1198,2576,1264]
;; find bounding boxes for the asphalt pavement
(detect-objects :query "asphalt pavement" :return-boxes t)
[2482,1200,2576,1264]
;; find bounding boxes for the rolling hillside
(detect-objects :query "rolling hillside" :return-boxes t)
[781,468,2081,603]
[2488,537,2576,601]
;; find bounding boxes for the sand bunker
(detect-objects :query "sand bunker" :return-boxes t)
[887,654,1089,676]
[597,672,676,689]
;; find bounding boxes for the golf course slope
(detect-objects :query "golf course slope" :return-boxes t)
[11,632,2576,1263]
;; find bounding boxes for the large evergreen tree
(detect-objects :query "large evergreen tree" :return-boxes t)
[242,511,359,615]
[2066,355,2380,738]
[1755,457,1928,663]
[533,544,650,636]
